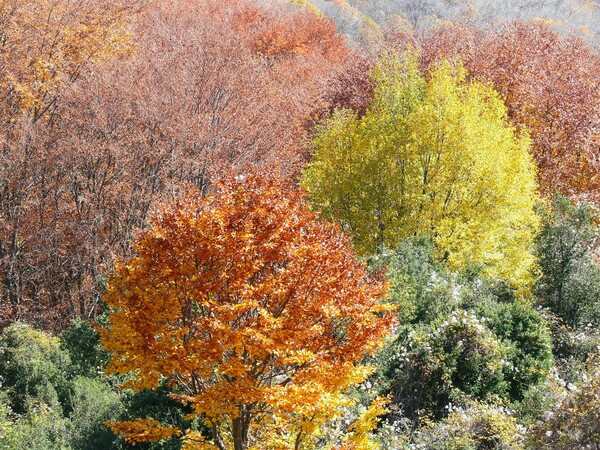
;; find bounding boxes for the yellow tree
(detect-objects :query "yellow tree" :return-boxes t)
[100,173,394,450]
[302,52,540,289]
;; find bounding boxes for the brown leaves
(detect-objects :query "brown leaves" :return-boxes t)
[0,0,139,123]
[0,0,350,332]
[248,8,347,61]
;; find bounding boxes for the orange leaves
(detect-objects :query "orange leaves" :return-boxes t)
[101,172,394,448]
[106,418,181,445]
[0,0,137,122]
[223,0,347,62]
[250,10,347,62]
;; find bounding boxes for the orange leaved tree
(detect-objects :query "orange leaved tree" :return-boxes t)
[0,0,139,123]
[100,173,394,450]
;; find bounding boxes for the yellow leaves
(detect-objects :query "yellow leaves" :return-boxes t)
[348,397,389,437]
[181,430,225,450]
[106,419,181,445]
[337,397,390,450]
[220,357,249,378]
[7,78,39,111]
[280,349,316,366]
[303,51,541,289]
[343,364,377,388]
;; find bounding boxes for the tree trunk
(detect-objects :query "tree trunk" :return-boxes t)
[232,413,250,450]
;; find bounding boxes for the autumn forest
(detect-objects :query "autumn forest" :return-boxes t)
[1,0,600,449]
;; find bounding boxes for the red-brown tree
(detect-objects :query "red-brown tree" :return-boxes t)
[0,0,350,331]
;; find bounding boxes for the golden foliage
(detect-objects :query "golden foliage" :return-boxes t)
[416,21,600,198]
[303,51,540,289]
[337,397,390,450]
[0,0,137,122]
[101,173,394,449]
[106,418,181,445]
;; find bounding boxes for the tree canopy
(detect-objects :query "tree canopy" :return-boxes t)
[0,0,138,123]
[302,51,540,288]
[416,21,600,198]
[100,173,394,450]
[1,1,600,448]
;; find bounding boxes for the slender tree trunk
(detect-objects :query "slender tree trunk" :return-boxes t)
[232,415,250,450]
[294,431,303,450]
[211,423,226,450]
[0,239,19,306]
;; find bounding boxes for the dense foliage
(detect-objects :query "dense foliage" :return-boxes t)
[369,240,553,422]
[416,21,600,198]
[303,52,539,288]
[100,173,394,449]
[0,0,350,331]
[1,0,600,449]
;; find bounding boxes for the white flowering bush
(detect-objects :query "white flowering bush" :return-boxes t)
[390,311,509,420]
[527,356,600,449]
[411,401,526,450]
[370,238,554,425]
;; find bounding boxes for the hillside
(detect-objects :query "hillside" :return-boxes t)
[302,0,599,45]
[1,1,600,449]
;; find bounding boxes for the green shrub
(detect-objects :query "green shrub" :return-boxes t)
[526,357,600,449]
[67,377,122,450]
[8,404,71,450]
[390,311,509,420]
[535,197,600,328]
[0,322,127,449]
[483,302,554,401]
[0,323,71,415]
[368,237,460,326]
[61,319,109,379]
[0,392,19,449]
[372,239,554,419]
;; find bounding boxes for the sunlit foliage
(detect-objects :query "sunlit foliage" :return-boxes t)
[303,51,540,288]
[0,0,138,123]
[0,0,350,331]
[416,21,600,198]
[101,173,394,450]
